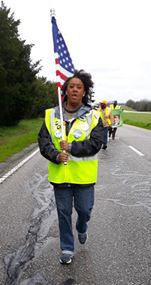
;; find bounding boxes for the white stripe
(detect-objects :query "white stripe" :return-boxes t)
[0,148,39,184]
[56,63,74,77]
[54,52,74,77]
[56,75,64,85]
[129,145,144,156]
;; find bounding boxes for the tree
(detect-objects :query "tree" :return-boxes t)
[126,99,151,111]
[0,1,40,126]
[126,99,135,109]
[25,77,58,118]
[48,81,59,108]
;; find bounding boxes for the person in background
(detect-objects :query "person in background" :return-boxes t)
[99,100,112,149]
[109,100,121,140]
[38,70,104,265]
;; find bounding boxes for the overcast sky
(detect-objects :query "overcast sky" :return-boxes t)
[3,0,151,103]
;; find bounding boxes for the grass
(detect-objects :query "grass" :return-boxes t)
[122,105,135,111]
[123,111,151,130]
[0,118,43,162]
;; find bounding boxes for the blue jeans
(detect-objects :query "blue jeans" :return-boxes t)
[103,126,108,145]
[54,185,94,253]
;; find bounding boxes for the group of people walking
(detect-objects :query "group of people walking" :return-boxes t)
[98,99,122,149]
[38,69,122,265]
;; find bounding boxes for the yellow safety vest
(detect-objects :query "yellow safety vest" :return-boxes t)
[110,104,121,110]
[45,108,100,184]
[99,107,111,126]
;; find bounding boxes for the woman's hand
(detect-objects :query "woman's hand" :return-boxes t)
[57,151,68,162]
[60,140,69,151]
[58,141,69,163]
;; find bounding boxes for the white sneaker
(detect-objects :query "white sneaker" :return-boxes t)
[60,252,74,264]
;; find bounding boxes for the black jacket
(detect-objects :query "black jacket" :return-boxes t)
[38,104,104,164]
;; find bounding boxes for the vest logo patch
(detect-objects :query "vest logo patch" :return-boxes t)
[73,129,82,138]
[55,131,62,138]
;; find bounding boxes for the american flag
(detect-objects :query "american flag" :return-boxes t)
[51,16,75,89]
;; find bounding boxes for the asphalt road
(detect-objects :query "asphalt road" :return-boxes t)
[0,125,151,285]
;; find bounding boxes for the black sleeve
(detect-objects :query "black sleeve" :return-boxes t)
[38,121,60,164]
[70,117,104,157]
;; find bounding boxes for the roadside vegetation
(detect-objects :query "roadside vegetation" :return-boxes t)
[120,101,151,130]
[122,105,135,111]
[0,118,43,162]
[123,111,151,130]
[126,99,151,112]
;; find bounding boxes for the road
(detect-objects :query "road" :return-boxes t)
[0,125,151,285]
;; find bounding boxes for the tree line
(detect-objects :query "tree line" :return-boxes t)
[0,1,58,126]
[126,99,151,112]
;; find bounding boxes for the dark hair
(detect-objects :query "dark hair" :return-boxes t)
[62,69,94,105]
[114,100,117,107]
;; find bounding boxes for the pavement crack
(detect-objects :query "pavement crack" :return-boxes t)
[4,173,56,285]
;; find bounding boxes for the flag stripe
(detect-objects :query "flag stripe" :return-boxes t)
[56,76,65,87]
[55,58,59,64]
[56,70,68,81]
[51,16,75,89]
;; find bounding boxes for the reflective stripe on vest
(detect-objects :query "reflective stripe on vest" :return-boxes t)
[45,108,99,184]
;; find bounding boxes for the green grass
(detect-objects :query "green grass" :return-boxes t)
[123,111,151,130]
[122,105,135,111]
[0,118,43,162]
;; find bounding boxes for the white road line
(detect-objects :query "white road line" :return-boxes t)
[129,145,144,156]
[0,148,39,184]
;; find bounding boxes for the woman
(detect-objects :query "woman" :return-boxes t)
[38,70,104,264]
[99,100,112,149]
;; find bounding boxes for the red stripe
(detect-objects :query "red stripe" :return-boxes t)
[56,82,62,88]
[55,58,59,64]
[56,70,68,81]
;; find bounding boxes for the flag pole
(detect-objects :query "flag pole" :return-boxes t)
[50,9,65,141]
[50,9,67,164]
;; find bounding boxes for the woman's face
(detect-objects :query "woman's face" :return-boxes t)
[100,103,106,109]
[66,77,85,106]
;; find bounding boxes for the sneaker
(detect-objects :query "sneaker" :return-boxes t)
[102,144,107,150]
[78,232,88,244]
[59,252,73,265]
